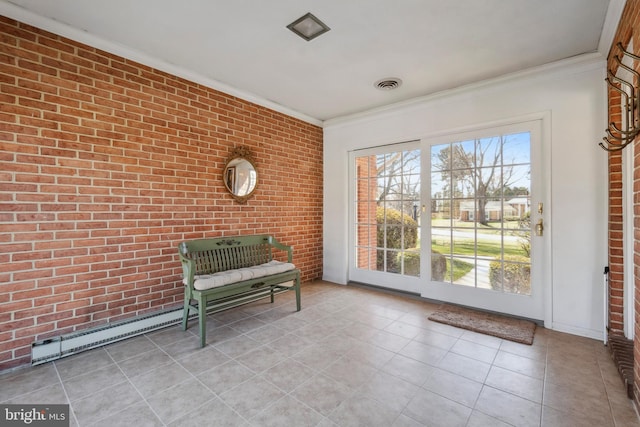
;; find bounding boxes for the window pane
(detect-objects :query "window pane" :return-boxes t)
[496,261,531,295]
[404,248,420,277]
[355,147,422,278]
[503,132,531,165]
[356,224,372,244]
[376,249,385,272]
[386,250,401,274]
[452,256,475,287]
[431,144,449,171]
[356,246,374,269]
[452,229,474,256]
[430,131,531,294]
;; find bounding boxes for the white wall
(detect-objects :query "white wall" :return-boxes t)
[323,55,608,339]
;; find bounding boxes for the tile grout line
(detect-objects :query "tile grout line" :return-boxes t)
[83,343,170,427]
[51,361,80,427]
[3,283,638,426]
[148,324,253,426]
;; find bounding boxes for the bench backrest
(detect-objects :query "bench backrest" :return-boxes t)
[179,235,277,275]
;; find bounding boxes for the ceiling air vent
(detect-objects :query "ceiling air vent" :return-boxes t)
[375,78,402,90]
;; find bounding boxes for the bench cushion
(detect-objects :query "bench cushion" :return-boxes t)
[187,260,297,291]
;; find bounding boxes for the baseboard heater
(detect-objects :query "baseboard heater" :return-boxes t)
[31,307,186,366]
[31,286,289,365]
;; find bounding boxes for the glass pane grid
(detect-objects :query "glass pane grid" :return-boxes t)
[431,132,531,293]
[354,148,421,277]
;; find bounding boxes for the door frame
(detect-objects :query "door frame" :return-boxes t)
[623,136,635,339]
[420,115,551,323]
[618,41,635,340]
[347,141,424,294]
[346,112,552,327]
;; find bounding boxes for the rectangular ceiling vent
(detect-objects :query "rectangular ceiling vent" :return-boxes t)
[287,12,330,41]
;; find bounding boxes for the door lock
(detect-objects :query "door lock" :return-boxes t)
[535,219,544,236]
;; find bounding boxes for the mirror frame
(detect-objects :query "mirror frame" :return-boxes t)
[223,146,258,204]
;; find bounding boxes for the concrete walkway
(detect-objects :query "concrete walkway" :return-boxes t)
[454,258,492,289]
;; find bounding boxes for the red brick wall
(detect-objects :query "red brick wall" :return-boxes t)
[355,155,377,270]
[607,85,625,335]
[0,17,323,371]
[606,0,640,409]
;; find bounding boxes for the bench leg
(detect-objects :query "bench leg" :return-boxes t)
[198,296,207,348]
[295,275,301,312]
[182,288,190,331]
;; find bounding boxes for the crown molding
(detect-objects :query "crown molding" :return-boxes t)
[0,1,323,127]
[324,52,605,129]
[598,0,627,55]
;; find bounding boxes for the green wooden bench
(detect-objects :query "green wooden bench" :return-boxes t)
[178,235,301,347]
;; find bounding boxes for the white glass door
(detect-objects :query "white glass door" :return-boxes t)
[423,120,545,320]
[349,142,423,294]
[348,120,546,320]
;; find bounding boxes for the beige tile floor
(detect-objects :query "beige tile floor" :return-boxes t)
[2,281,639,427]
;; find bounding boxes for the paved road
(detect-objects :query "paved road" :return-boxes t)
[431,227,523,244]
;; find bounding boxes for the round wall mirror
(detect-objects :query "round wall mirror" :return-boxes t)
[223,147,257,203]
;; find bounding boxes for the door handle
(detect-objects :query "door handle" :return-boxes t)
[535,219,544,236]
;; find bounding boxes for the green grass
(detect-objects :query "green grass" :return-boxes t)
[445,258,474,282]
[431,237,528,258]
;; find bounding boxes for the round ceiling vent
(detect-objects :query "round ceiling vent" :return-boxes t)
[374,78,402,90]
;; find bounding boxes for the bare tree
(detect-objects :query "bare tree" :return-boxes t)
[376,150,420,207]
[435,138,518,226]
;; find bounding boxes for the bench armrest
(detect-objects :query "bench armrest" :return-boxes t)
[178,242,196,286]
[267,236,294,263]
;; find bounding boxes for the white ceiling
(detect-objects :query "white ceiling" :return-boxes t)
[1,0,622,124]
